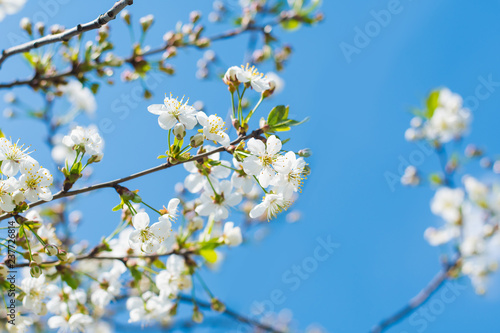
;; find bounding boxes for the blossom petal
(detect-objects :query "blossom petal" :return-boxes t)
[148,104,167,115]
[132,212,150,230]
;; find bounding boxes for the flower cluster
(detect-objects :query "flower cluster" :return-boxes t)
[243,136,308,220]
[405,88,471,143]
[426,179,500,294]
[404,88,500,295]
[0,1,324,330]
[0,138,53,213]
[0,64,311,333]
[62,125,104,163]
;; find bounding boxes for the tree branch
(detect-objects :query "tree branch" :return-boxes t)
[11,247,194,268]
[370,259,460,333]
[0,0,134,68]
[177,294,285,333]
[0,129,263,222]
[0,17,293,89]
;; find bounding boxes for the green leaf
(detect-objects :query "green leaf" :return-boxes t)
[111,203,123,212]
[18,226,24,238]
[429,173,443,185]
[130,266,142,282]
[90,83,100,94]
[270,116,310,132]
[153,259,166,270]
[62,272,80,289]
[281,19,302,31]
[267,105,289,126]
[200,249,217,263]
[425,90,440,119]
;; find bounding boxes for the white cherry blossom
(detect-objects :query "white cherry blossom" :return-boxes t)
[196,111,230,146]
[430,187,464,224]
[18,160,53,202]
[243,135,282,187]
[48,313,93,333]
[273,151,306,198]
[156,255,192,297]
[62,125,104,160]
[129,212,172,253]
[195,180,242,220]
[162,198,181,221]
[0,138,31,176]
[236,64,271,92]
[148,94,198,130]
[183,147,231,193]
[221,222,242,246]
[0,177,19,212]
[59,80,97,115]
[250,192,291,221]
[21,274,58,315]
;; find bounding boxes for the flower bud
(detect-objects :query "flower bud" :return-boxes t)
[192,306,204,323]
[190,10,202,23]
[44,244,59,256]
[195,37,211,48]
[31,253,43,265]
[465,144,482,158]
[20,17,32,35]
[140,14,154,32]
[190,133,204,148]
[66,252,76,263]
[57,250,69,262]
[262,79,276,98]
[88,153,103,164]
[298,148,312,158]
[3,92,15,104]
[35,22,45,36]
[121,10,131,25]
[29,264,42,278]
[223,66,241,86]
[50,24,64,34]
[210,298,226,312]
[232,118,240,130]
[163,46,177,59]
[173,123,186,140]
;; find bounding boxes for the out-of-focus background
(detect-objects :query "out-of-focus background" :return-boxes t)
[2,0,500,332]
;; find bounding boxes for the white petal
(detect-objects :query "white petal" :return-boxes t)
[266,135,282,155]
[148,104,167,115]
[249,202,267,219]
[158,113,177,130]
[247,138,265,156]
[132,212,150,230]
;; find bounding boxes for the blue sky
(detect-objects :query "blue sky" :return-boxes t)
[2,0,500,332]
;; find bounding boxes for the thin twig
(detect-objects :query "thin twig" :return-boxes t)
[0,129,263,222]
[177,294,285,333]
[11,248,194,268]
[370,259,460,333]
[0,70,74,89]
[0,17,291,89]
[0,0,134,68]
